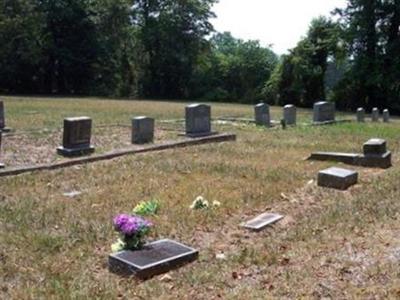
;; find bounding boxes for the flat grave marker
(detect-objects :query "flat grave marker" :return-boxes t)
[109,239,198,279]
[242,212,284,232]
[318,167,358,190]
[57,117,95,157]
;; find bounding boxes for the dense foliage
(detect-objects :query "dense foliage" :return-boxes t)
[0,0,276,102]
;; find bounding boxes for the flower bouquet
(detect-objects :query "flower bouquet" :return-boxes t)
[111,214,153,253]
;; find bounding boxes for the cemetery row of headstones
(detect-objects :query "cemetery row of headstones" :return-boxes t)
[357,107,390,123]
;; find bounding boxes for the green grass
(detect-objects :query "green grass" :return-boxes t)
[1,96,400,299]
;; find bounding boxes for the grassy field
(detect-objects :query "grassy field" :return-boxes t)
[1,96,400,299]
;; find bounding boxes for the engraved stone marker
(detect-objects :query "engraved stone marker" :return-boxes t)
[363,138,386,155]
[318,167,358,190]
[242,212,283,232]
[356,107,365,122]
[57,117,95,157]
[0,131,4,168]
[254,103,271,127]
[371,108,379,122]
[109,239,198,279]
[132,116,154,144]
[383,109,390,123]
[185,104,212,137]
[283,104,296,125]
[313,101,335,123]
[0,101,10,132]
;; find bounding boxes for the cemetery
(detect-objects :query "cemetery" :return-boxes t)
[1,96,399,299]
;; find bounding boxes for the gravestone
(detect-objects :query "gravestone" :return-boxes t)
[254,103,271,127]
[318,167,358,190]
[57,117,95,157]
[356,107,365,122]
[242,212,283,232]
[109,239,198,279]
[383,109,390,123]
[313,101,335,123]
[283,104,296,125]
[371,108,379,122]
[361,138,391,168]
[185,104,212,137]
[0,131,4,169]
[132,116,154,144]
[0,101,10,132]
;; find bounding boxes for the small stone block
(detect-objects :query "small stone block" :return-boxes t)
[360,151,392,169]
[242,213,283,231]
[185,104,211,136]
[318,167,358,190]
[108,239,198,279]
[132,116,154,144]
[363,138,386,155]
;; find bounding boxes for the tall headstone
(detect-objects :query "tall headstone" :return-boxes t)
[132,116,154,144]
[283,104,296,125]
[371,108,379,122]
[313,101,335,123]
[254,103,271,127]
[383,109,390,123]
[0,101,10,132]
[57,117,95,157]
[185,104,212,137]
[356,107,365,122]
[0,130,4,168]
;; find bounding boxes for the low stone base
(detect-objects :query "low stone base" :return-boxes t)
[109,239,198,279]
[312,119,352,126]
[0,163,4,169]
[318,167,358,190]
[308,152,360,165]
[57,146,95,157]
[181,131,219,138]
[360,151,392,169]
[0,127,11,133]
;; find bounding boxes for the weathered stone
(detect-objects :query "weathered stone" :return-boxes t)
[0,101,10,132]
[363,138,386,155]
[313,101,335,123]
[132,116,154,144]
[356,107,365,122]
[371,108,379,122]
[243,212,283,231]
[308,152,360,165]
[57,117,95,157]
[0,130,4,169]
[254,103,270,127]
[185,104,212,137]
[108,239,198,279]
[383,109,390,123]
[283,104,296,125]
[318,167,358,190]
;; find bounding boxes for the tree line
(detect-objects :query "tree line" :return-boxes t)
[0,0,399,112]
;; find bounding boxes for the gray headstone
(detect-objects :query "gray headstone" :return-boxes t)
[318,167,358,190]
[132,116,154,144]
[313,101,335,123]
[363,138,387,156]
[108,239,198,279]
[371,108,379,122]
[242,212,283,231]
[283,104,296,125]
[254,103,270,127]
[57,116,95,157]
[0,130,4,168]
[356,107,365,122]
[185,104,211,136]
[383,109,390,123]
[0,101,4,130]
